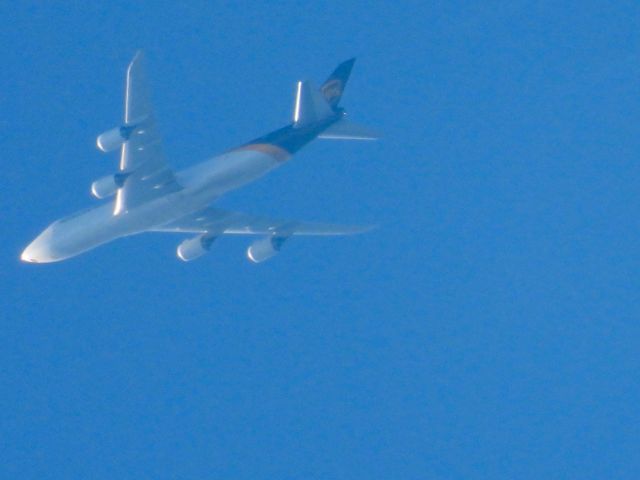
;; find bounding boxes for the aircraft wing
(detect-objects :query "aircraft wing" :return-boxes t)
[151,207,373,236]
[114,51,180,214]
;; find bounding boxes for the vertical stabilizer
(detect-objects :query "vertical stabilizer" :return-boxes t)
[292,81,333,127]
[290,58,377,141]
[320,58,355,109]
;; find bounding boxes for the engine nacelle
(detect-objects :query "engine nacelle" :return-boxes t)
[90,173,129,199]
[177,234,217,262]
[247,235,288,263]
[96,125,136,153]
[91,175,117,199]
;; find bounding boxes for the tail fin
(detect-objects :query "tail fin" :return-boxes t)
[292,58,379,141]
[293,58,356,127]
[320,58,355,109]
[293,80,333,127]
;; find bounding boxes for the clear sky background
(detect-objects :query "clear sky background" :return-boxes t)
[2,1,639,479]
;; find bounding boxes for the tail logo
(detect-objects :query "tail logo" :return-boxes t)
[321,79,343,102]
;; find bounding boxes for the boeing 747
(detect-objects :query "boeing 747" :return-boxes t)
[21,52,377,264]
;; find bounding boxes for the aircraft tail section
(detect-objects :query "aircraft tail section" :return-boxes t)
[293,58,356,126]
[320,58,355,109]
[292,58,378,141]
[318,119,379,140]
[293,80,334,127]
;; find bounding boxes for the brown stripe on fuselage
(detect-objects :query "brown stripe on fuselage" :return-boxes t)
[234,143,291,162]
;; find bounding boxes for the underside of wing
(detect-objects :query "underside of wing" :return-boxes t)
[152,207,374,236]
[114,52,180,214]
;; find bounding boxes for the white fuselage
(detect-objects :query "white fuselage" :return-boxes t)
[21,150,281,263]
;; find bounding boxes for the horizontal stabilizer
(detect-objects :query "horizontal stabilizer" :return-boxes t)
[318,119,380,141]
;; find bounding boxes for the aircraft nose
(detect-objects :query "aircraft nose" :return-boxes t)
[20,242,42,263]
[20,228,57,263]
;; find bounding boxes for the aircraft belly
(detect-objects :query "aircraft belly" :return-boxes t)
[181,150,279,197]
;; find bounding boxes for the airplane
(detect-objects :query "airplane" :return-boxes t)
[20,52,378,264]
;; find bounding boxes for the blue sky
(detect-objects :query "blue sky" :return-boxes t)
[2,1,639,478]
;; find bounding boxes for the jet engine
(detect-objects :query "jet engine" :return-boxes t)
[247,235,289,263]
[177,234,217,262]
[96,125,136,153]
[90,173,129,199]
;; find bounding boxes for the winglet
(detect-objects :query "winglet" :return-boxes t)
[293,80,334,127]
[125,50,151,124]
